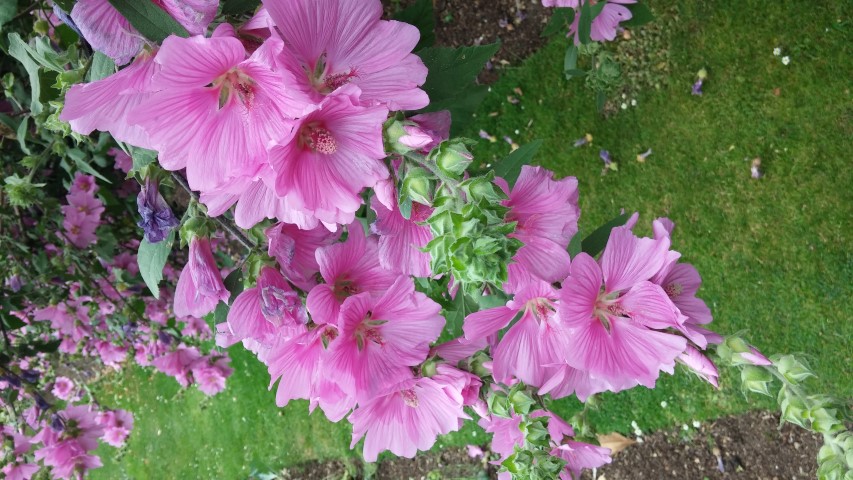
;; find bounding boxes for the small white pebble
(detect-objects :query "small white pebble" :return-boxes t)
[514,129,520,134]
[631,421,639,429]
[621,93,627,99]
[636,437,644,443]
[660,401,668,408]
[620,102,628,110]
[782,56,791,65]
[682,424,689,431]
[692,420,701,428]
[773,47,782,56]
[486,163,492,168]
[630,99,637,106]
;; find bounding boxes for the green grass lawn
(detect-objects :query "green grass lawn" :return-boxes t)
[92,1,852,477]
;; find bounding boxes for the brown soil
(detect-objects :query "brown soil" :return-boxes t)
[280,411,821,479]
[385,0,551,83]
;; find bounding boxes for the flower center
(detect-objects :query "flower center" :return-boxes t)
[664,282,683,298]
[593,291,626,334]
[332,278,358,301]
[309,53,358,94]
[300,124,338,155]
[401,388,419,408]
[354,312,387,350]
[215,69,256,110]
[525,297,556,325]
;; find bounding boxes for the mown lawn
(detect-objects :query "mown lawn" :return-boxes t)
[93,1,852,477]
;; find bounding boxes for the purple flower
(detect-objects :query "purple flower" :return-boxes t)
[4,275,22,293]
[137,177,180,243]
[692,79,704,96]
[600,149,612,166]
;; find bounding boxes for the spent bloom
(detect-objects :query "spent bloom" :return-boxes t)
[173,236,230,319]
[137,176,180,243]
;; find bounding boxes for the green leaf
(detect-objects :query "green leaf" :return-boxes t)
[393,0,435,51]
[222,0,260,15]
[33,339,62,353]
[223,268,244,303]
[581,212,631,257]
[622,3,654,27]
[542,8,576,37]
[564,44,579,71]
[16,115,30,154]
[107,0,189,42]
[1,312,26,331]
[138,231,175,298]
[577,1,606,45]
[0,0,17,29]
[67,148,112,183]
[567,231,582,258]
[8,33,43,115]
[493,140,543,188]
[439,293,477,343]
[87,52,116,82]
[129,146,158,173]
[417,43,500,133]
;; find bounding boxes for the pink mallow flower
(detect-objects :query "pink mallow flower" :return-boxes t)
[174,236,230,319]
[97,409,134,448]
[500,166,579,291]
[566,0,637,44]
[34,406,105,480]
[227,266,308,348]
[306,223,399,325]
[264,0,429,110]
[152,346,201,387]
[558,226,687,392]
[326,277,444,402]
[191,356,233,396]
[52,376,76,400]
[269,86,390,227]
[349,376,469,462]
[370,188,434,277]
[133,33,304,191]
[265,222,340,291]
[70,0,217,65]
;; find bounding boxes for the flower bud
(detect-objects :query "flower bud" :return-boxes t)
[383,119,412,154]
[402,167,433,206]
[434,141,474,177]
[740,365,772,396]
[510,389,536,415]
[137,177,180,243]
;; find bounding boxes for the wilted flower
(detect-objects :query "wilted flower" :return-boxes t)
[137,177,180,243]
[637,148,652,163]
[751,157,764,179]
[691,79,704,96]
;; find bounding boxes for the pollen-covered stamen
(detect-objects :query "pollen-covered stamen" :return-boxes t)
[525,297,556,325]
[300,124,338,155]
[354,313,388,350]
[401,388,419,408]
[308,52,358,94]
[332,278,358,301]
[664,282,683,298]
[322,69,358,92]
[320,325,338,349]
[593,291,625,334]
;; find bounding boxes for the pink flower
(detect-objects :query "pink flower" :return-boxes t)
[326,277,444,402]
[552,441,612,480]
[133,34,303,191]
[478,410,524,461]
[34,406,104,480]
[227,267,308,347]
[97,409,134,447]
[269,87,389,227]
[402,111,452,152]
[108,147,133,173]
[566,0,636,44]
[61,52,158,147]
[191,356,233,395]
[466,444,485,458]
[265,0,429,110]
[1,463,40,480]
[558,227,687,391]
[174,237,229,319]
[677,345,719,388]
[500,166,579,291]
[306,223,399,325]
[349,376,469,462]
[265,223,340,291]
[152,346,201,387]
[52,377,75,400]
[70,0,217,65]
[370,191,433,277]
[96,340,128,368]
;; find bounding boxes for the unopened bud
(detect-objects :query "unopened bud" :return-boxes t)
[434,141,474,177]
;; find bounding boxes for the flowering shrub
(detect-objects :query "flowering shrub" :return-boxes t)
[1,0,850,479]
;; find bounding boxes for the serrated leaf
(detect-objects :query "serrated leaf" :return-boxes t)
[107,0,189,43]
[581,212,631,257]
[222,0,260,15]
[393,0,435,51]
[493,140,543,188]
[622,3,654,27]
[542,8,576,37]
[138,231,175,298]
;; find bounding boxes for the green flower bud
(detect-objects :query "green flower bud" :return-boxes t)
[383,118,411,154]
[740,365,773,396]
[774,355,815,383]
[488,391,511,418]
[510,389,536,415]
[402,167,433,206]
[433,140,474,177]
[34,20,50,36]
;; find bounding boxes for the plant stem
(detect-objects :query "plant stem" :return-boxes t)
[169,172,257,251]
